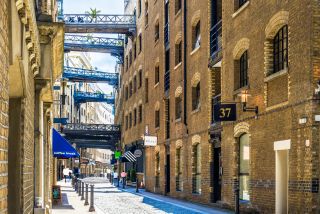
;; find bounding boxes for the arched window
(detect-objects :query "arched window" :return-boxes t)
[192,82,201,110]
[239,133,250,201]
[273,25,288,73]
[175,147,182,191]
[192,143,201,193]
[239,51,248,88]
[192,21,201,50]
[155,152,160,187]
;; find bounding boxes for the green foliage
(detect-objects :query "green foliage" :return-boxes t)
[85,8,101,19]
[129,169,136,182]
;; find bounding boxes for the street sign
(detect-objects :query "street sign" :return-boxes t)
[213,103,237,121]
[53,117,68,125]
[134,149,142,158]
[144,136,157,146]
[114,151,122,159]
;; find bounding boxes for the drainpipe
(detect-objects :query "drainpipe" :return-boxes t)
[183,0,187,126]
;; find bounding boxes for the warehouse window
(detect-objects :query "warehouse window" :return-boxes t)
[273,25,288,74]
[239,51,248,88]
[192,21,201,50]
[175,0,182,14]
[155,152,160,187]
[139,34,142,53]
[192,143,201,194]
[134,108,137,126]
[129,112,132,128]
[176,147,182,191]
[155,109,160,128]
[192,82,200,110]
[134,76,137,93]
[155,66,160,85]
[175,96,182,120]
[175,40,182,65]
[155,22,160,42]
[239,133,250,201]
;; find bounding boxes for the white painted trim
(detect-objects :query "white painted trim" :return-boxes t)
[274,139,291,151]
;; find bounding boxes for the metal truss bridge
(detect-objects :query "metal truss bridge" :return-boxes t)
[74,91,115,105]
[62,14,136,35]
[63,123,121,150]
[63,66,119,86]
[64,34,124,55]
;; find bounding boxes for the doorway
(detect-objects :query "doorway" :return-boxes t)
[274,140,290,214]
[165,154,170,193]
[212,147,222,202]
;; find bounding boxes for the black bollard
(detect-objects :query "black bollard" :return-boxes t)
[89,185,95,212]
[84,183,89,206]
[136,177,139,193]
[81,182,85,200]
[74,179,78,191]
[235,187,240,214]
[78,181,82,196]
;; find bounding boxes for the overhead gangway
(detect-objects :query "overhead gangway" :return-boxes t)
[63,66,119,86]
[74,91,115,105]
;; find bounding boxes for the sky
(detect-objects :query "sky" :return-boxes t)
[64,0,124,93]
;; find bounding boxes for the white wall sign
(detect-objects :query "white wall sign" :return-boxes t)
[144,136,157,146]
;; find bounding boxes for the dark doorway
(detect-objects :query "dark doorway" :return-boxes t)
[165,154,170,193]
[212,146,222,202]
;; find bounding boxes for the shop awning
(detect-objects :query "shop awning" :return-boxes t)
[121,151,136,163]
[52,128,80,159]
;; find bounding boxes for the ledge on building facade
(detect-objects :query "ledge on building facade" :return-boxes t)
[264,68,288,83]
[190,46,201,56]
[174,62,182,70]
[175,10,182,20]
[191,106,201,115]
[175,118,182,123]
[233,85,249,96]
[232,1,250,19]
[154,82,160,88]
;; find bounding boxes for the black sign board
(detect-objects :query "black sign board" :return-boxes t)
[52,185,62,205]
[213,103,237,121]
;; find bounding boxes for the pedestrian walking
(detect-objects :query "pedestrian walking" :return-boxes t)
[63,168,69,183]
[121,171,127,189]
[113,172,118,186]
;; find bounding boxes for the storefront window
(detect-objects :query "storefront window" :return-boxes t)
[239,133,250,201]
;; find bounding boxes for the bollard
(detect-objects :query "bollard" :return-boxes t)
[89,185,95,212]
[81,182,85,200]
[78,181,82,196]
[235,187,239,214]
[84,183,89,206]
[136,177,139,193]
[74,179,78,191]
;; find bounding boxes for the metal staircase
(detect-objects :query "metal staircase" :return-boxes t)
[63,66,119,86]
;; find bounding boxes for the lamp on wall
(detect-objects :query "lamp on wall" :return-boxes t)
[239,90,258,115]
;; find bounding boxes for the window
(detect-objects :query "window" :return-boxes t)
[239,0,247,8]
[176,147,182,191]
[134,108,137,126]
[155,152,160,187]
[134,76,137,93]
[175,96,182,119]
[139,105,143,123]
[133,42,137,59]
[273,25,288,74]
[129,81,133,97]
[155,110,160,128]
[129,49,132,66]
[155,23,160,42]
[139,34,142,53]
[155,66,160,84]
[239,51,248,88]
[192,82,200,110]
[145,1,149,26]
[175,0,182,14]
[125,86,129,100]
[138,70,143,88]
[138,0,142,17]
[145,78,149,103]
[192,21,201,50]
[125,115,128,130]
[192,143,201,194]
[175,41,182,65]
[239,133,250,201]
[129,112,132,128]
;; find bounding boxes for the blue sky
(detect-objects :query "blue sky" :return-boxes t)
[64,0,124,93]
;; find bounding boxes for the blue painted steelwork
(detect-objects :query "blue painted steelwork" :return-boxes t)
[74,91,115,104]
[63,66,119,86]
[57,0,64,21]
[64,34,124,54]
[63,14,136,35]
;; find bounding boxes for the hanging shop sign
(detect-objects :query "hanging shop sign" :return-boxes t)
[144,136,157,146]
[213,103,237,122]
[134,149,142,158]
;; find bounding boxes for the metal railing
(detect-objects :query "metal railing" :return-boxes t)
[64,123,121,132]
[63,66,119,86]
[164,71,170,92]
[65,34,124,47]
[210,20,222,59]
[73,91,115,104]
[63,14,136,25]
[176,175,182,191]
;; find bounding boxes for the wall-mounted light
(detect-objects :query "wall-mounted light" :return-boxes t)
[239,90,258,115]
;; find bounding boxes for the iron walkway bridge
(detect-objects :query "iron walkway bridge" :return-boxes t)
[63,14,136,35]
[62,123,121,150]
[64,34,124,54]
[63,66,119,86]
[74,91,115,104]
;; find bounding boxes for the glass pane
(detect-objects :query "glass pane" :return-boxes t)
[240,175,250,200]
[240,134,249,173]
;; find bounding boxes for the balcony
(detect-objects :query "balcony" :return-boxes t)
[164,71,170,92]
[164,23,170,47]
[210,20,222,63]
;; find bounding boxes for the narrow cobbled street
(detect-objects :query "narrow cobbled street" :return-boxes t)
[53,178,232,214]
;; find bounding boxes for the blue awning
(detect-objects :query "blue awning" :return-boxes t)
[52,128,80,159]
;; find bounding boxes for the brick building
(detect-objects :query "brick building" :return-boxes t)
[115,0,320,213]
[2,0,64,213]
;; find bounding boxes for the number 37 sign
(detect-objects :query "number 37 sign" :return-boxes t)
[213,103,237,122]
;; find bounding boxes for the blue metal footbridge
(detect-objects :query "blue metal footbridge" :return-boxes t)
[74,91,115,105]
[63,66,119,86]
